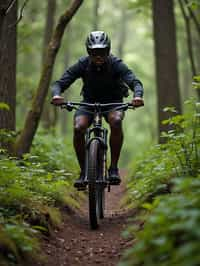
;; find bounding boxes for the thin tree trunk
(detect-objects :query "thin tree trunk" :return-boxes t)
[184,0,200,37]
[152,0,182,143]
[0,0,17,133]
[93,0,100,30]
[117,6,127,59]
[194,32,200,73]
[41,0,57,129]
[42,0,56,65]
[179,0,200,100]
[179,0,196,76]
[13,0,83,157]
[60,24,72,136]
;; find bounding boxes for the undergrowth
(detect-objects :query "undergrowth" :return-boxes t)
[120,97,200,266]
[0,132,81,265]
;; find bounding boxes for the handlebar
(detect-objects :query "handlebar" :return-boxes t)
[56,101,135,113]
[51,100,144,115]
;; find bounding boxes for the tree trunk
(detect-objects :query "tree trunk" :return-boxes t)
[41,0,57,129]
[184,0,200,38]
[42,0,56,65]
[61,24,72,136]
[93,0,100,30]
[178,0,197,77]
[13,0,83,157]
[117,6,127,59]
[0,0,17,132]
[0,1,8,41]
[152,0,182,143]
[179,0,200,100]
[0,5,6,42]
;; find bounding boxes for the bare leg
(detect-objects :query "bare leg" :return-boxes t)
[73,115,90,172]
[107,111,124,169]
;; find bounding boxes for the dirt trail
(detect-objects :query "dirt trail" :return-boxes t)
[36,170,135,266]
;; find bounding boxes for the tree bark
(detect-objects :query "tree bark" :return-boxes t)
[117,6,127,59]
[179,0,200,100]
[0,0,17,132]
[0,0,14,41]
[42,0,56,64]
[93,0,100,30]
[179,0,196,77]
[13,0,83,157]
[0,4,6,41]
[184,0,200,38]
[41,0,57,129]
[152,0,182,143]
[60,24,72,136]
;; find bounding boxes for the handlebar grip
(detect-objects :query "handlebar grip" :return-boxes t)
[66,102,73,111]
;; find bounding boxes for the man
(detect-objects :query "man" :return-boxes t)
[51,31,144,189]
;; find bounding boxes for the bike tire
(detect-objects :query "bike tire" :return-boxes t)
[97,187,105,219]
[97,145,105,219]
[88,139,104,229]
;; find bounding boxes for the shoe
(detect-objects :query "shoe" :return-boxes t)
[108,167,121,185]
[74,171,86,190]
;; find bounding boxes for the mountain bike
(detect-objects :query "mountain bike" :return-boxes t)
[58,101,134,229]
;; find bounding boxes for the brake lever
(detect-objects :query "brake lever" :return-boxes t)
[66,102,74,111]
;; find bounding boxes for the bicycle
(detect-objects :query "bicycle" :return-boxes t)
[57,101,134,229]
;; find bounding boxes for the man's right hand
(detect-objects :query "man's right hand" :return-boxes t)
[51,95,65,105]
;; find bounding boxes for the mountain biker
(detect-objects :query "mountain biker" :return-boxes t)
[51,31,144,189]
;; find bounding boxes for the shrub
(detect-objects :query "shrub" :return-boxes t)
[120,98,200,266]
[123,99,200,209]
[120,176,200,266]
[0,132,81,264]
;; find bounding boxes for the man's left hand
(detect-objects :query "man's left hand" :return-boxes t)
[132,97,144,107]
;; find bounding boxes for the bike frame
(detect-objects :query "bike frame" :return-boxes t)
[85,103,108,187]
[60,101,132,188]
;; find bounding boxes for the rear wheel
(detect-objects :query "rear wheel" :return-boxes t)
[87,139,104,229]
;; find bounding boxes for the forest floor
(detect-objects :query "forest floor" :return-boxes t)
[34,170,136,266]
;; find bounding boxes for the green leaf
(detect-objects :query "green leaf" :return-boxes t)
[163,106,177,113]
[0,102,10,111]
[32,225,48,232]
[142,203,153,210]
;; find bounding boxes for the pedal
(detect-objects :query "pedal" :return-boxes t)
[108,179,121,185]
[96,180,107,187]
[77,186,87,191]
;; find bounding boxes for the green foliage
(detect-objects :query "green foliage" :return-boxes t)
[193,75,200,91]
[123,99,200,209]
[0,130,16,147]
[0,222,39,265]
[186,0,200,9]
[120,98,200,266]
[122,144,173,209]
[161,99,200,177]
[0,133,81,264]
[120,176,200,266]
[0,103,10,111]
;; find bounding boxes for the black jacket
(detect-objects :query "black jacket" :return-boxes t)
[52,55,144,103]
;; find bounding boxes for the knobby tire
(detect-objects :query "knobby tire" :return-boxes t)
[88,139,104,229]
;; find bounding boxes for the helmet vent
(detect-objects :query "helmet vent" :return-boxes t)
[86,31,111,53]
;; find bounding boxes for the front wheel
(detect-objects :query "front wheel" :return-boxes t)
[87,139,104,229]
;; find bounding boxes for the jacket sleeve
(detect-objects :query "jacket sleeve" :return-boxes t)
[115,59,144,98]
[51,58,85,96]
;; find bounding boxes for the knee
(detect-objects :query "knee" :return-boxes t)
[109,115,123,129]
[74,119,88,135]
[74,124,87,134]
